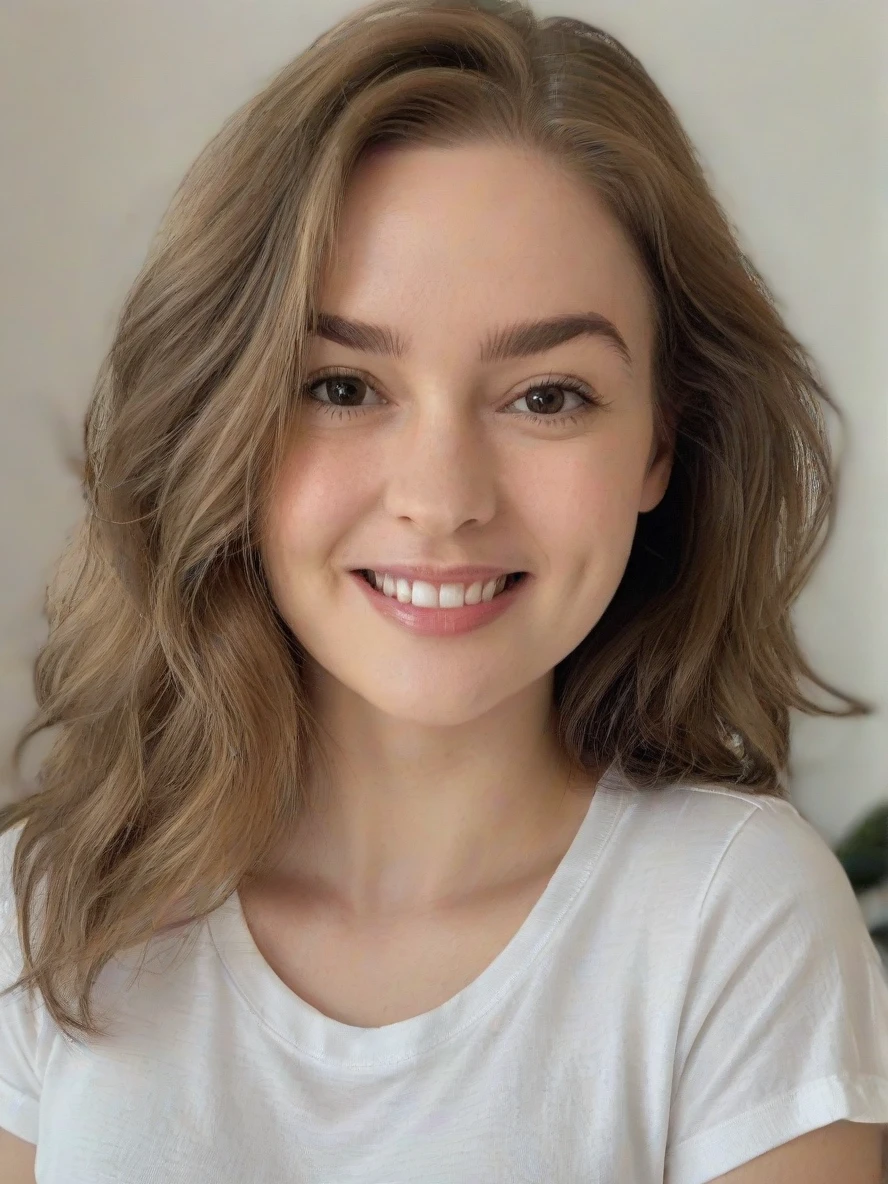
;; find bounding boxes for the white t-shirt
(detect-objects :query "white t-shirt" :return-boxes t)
[3,765,888,1184]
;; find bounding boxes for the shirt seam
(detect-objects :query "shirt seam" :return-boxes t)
[669,1069,888,1155]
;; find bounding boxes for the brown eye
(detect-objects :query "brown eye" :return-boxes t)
[507,379,595,419]
[304,370,386,412]
[524,385,566,414]
[309,375,369,406]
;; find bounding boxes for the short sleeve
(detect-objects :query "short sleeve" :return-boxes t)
[0,822,43,1143]
[665,796,888,1184]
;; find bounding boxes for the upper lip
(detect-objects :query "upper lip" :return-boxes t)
[353,564,522,584]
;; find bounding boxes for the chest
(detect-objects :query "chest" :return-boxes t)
[237,873,554,1028]
[41,1028,657,1184]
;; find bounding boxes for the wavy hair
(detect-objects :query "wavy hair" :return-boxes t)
[1,0,872,1040]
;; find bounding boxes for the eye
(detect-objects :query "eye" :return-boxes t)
[305,370,385,408]
[301,368,605,424]
[506,378,600,419]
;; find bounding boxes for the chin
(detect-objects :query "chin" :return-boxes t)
[303,643,549,730]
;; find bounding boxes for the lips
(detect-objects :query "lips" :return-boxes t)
[349,569,529,636]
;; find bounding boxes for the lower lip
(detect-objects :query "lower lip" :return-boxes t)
[350,571,529,636]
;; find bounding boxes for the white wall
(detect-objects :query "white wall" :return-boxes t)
[1,0,885,844]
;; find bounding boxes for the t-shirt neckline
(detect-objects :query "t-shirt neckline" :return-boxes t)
[207,761,626,1069]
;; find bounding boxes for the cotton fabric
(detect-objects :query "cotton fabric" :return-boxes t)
[2,765,888,1183]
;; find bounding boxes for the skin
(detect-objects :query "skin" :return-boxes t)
[260,140,673,915]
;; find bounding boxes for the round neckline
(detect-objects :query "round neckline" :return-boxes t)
[207,762,627,1069]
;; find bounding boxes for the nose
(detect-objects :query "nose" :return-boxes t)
[382,401,498,537]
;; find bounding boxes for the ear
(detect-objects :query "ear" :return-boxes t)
[639,418,676,514]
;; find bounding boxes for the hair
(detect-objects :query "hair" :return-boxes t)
[0,0,873,1041]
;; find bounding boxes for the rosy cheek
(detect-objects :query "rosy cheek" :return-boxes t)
[517,447,641,587]
[271,439,374,549]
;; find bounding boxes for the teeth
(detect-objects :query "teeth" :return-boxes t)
[410,580,438,608]
[366,571,513,608]
[439,582,465,608]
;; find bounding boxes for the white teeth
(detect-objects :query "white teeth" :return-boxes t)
[438,582,465,608]
[366,571,516,609]
[464,581,483,605]
[410,580,438,608]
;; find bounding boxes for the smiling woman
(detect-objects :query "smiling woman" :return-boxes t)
[259,138,669,723]
[1,1,887,1183]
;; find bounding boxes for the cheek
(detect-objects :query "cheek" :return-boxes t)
[511,439,645,578]
[266,434,371,561]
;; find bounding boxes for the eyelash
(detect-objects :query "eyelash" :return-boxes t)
[301,367,605,427]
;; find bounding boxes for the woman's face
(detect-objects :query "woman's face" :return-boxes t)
[262,141,672,726]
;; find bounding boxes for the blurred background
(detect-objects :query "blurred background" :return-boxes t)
[0,1,886,946]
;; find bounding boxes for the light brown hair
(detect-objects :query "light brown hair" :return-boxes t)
[1,0,871,1040]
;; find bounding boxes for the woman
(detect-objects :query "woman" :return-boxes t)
[2,1,887,1180]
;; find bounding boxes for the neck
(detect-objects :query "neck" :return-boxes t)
[269,663,600,920]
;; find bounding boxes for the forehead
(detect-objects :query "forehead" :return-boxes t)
[317,142,654,363]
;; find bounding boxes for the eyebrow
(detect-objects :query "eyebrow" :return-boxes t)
[309,310,633,372]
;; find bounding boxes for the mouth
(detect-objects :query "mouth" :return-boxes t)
[355,569,527,609]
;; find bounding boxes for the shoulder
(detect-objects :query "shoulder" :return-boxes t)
[625,778,852,894]
[629,780,887,1007]
[657,784,888,1180]
[675,784,862,927]
[610,778,871,957]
